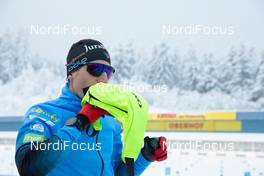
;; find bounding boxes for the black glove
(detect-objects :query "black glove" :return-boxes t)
[141,136,167,162]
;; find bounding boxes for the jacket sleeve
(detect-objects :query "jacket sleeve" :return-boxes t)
[112,122,151,176]
[15,107,82,176]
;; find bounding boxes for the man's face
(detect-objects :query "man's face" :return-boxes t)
[69,60,111,98]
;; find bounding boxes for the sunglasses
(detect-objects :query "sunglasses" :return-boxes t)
[86,63,115,79]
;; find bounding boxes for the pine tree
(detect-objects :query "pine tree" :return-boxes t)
[144,43,179,89]
[0,32,29,84]
[233,45,254,91]
[217,45,254,94]
[0,32,16,84]
[111,43,136,83]
[216,46,237,94]
[196,53,216,93]
[250,51,264,101]
[181,48,199,91]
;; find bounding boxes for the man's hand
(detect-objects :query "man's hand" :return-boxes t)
[78,103,107,123]
[141,136,167,162]
[70,103,107,131]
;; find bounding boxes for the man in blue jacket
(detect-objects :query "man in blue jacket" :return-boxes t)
[15,39,167,176]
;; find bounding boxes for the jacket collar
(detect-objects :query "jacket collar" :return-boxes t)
[59,83,82,112]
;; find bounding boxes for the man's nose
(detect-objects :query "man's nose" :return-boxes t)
[97,72,108,83]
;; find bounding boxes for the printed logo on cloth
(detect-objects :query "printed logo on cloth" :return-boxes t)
[23,133,46,143]
[28,114,55,127]
[31,108,59,123]
[83,44,105,53]
[30,123,45,132]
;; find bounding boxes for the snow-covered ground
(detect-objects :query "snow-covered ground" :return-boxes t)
[1,132,263,176]
[0,132,17,176]
[143,132,264,176]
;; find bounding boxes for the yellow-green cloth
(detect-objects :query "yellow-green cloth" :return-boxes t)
[81,83,149,162]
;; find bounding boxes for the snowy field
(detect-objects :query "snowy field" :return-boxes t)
[143,132,264,176]
[1,131,263,176]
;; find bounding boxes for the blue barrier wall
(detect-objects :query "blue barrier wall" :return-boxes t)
[0,116,23,131]
[237,112,264,120]
[242,120,264,132]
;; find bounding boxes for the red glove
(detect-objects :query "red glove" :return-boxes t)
[141,136,168,162]
[78,103,107,123]
[71,103,107,131]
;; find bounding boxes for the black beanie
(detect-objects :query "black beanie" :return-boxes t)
[66,39,111,76]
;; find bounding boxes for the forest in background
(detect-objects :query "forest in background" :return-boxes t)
[0,32,263,114]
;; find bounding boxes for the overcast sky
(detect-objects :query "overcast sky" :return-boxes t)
[0,0,263,61]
